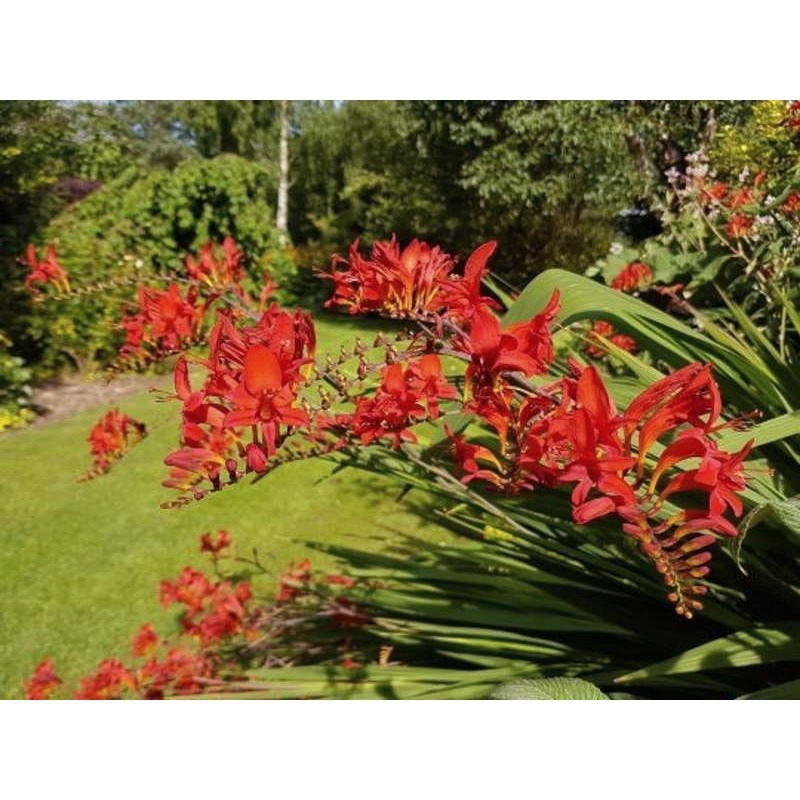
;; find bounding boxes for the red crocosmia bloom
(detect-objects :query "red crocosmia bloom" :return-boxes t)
[132,623,159,657]
[725,186,756,210]
[84,408,146,477]
[222,343,310,455]
[786,101,800,130]
[449,427,507,489]
[623,363,721,466]
[22,244,70,296]
[465,295,559,386]
[726,213,753,239]
[405,354,458,419]
[658,435,753,521]
[438,240,502,322]
[138,648,215,698]
[344,357,455,447]
[699,181,729,203]
[193,583,251,645]
[119,283,205,360]
[160,567,216,615]
[322,236,457,318]
[553,366,636,520]
[610,262,653,293]
[585,320,639,359]
[185,237,245,292]
[24,659,62,700]
[200,530,232,557]
[75,659,136,700]
[781,192,800,214]
[275,559,313,602]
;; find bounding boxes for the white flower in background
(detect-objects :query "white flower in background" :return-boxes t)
[609,241,624,255]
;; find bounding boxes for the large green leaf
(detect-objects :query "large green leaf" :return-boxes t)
[488,677,609,700]
[615,622,800,684]
[504,269,795,413]
[738,678,800,700]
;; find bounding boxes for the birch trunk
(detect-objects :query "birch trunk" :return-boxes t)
[276,100,290,246]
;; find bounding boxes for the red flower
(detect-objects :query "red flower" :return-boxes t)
[699,182,729,204]
[322,236,456,317]
[610,262,653,293]
[75,659,136,700]
[586,320,638,359]
[343,356,456,447]
[185,237,245,292]
[84,408,146,477]
[726,213,753,239]
[24,659,62,700]
[200,530,232,557]
[160,567,216,615]
[785,101,800,131]
[138,647,215,698]
[119,283,205,360]
[321,236,500,322]
[132,623,159,657]
[781,192,800,214]
[22,244,70,296]
[438,240,502,322]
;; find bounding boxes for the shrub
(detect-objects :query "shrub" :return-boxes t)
[28,155,289,374]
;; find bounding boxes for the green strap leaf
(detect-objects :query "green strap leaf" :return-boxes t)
[615,622,800,684]
[738,678,800,700]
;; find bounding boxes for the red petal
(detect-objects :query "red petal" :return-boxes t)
[464,241,497,284]
[244,345,283,394]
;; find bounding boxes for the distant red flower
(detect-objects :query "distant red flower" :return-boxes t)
[585,320,638,359]
[726,213,753,239]
[138,647,215,698]
[185,237,245,292]
[200,530,232,557]
[22,244,70,296]
[699,181,729,203]
[782,192,800,214]
[24,659,62,700]
[785,101,800,131]
[610,262,653,293]
[83,408,146,478]
[119,283,205,360]
[160,567,216,615]
[75,659,136,700]
[132,623,159,657]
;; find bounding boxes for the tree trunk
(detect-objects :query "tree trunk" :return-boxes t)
[276,100,290,246]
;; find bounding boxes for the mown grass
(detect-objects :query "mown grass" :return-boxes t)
[0,313,446,698]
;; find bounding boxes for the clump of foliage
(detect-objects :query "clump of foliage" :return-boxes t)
[26,155,289,374]
[0,331,33,432]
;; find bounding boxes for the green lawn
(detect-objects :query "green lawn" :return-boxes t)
[0,313,446,698]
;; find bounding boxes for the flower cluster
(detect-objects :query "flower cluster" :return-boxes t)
[119,283,206,363]
[21,244,70,297]
[162,300,316,500]
[81,408,147,480]
[184,236,246,294]
[585,261,653,359]
[450,361,752,617]
[25,533,369,699]
[321,236,500,322]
